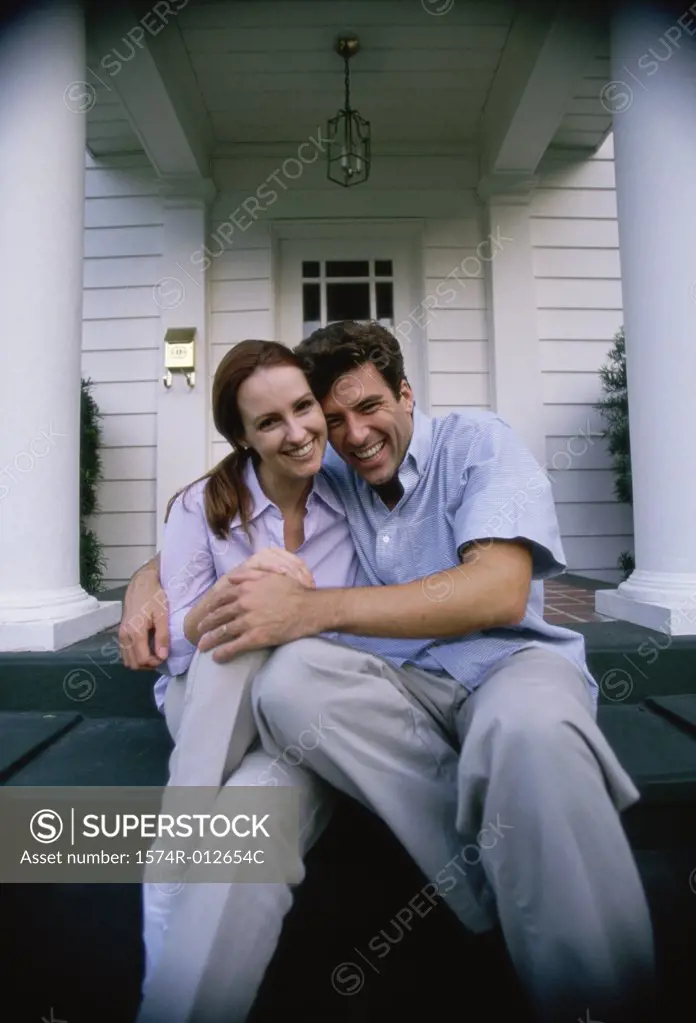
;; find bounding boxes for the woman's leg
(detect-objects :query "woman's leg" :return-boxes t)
[137,746,334,1023]
[163,672,187,741]
[141,648,272,991]
[140,672,187,981]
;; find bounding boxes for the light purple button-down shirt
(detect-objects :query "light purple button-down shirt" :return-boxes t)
[154,459,361,710]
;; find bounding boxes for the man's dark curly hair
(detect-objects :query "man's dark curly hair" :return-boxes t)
[294,320,407,402]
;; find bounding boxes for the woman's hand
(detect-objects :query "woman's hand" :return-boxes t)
[240,547,316,588]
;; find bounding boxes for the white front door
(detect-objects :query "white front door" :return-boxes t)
[278,233,427,405]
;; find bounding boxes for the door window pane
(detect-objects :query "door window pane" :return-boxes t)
[376,282,394,323]
[326,282,370,321]
[302,261,320,278]
[325,260,370,277]
[302,283,321,335]
[375,260,393,277]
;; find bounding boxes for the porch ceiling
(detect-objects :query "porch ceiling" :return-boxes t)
[85,0,612,156]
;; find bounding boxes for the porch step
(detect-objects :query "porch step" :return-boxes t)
[645,693,696,736]
[0,711,81,783]
[574,620,696,703]
[0,626,161,718]
[2,713,171,787]
[2,618,696,718]
[1,703,695,847]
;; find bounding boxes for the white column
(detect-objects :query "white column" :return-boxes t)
[0,2,120,650]
[155,181,216,548]
[595,0,696,634]
[479,185,546,465]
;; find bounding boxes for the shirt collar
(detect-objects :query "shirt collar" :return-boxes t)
[401,407,433,476]
[311,470,347,517]
[229,456,345,529]
[229,458,272,529]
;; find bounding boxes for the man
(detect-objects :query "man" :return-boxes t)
[122,321,654,1023]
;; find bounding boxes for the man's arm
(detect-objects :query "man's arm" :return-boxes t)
[183,548,316,645]
[118,553,169,670]
[198,539,532,661]
[319,539,532,637]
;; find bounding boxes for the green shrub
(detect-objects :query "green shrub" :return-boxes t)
[80,378,107,594]
[595,327,634,578]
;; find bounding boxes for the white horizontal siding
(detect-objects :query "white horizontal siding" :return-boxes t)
[540,340,617,373]
[82,318,160,351]
[210,279,272,312]
[551,60,613,151]
[84,226,163,258]
[533,135,631,580]
[548,469,617,503]
[533,248,620,278]
[102,547,154,588]
[422,215,490,413]
[91,382,159,416]
[206,202,274,455]
[85,84,142,155]
[210,310,275,345]
[428,340,487,373]
[97,513,156,550]
[82,349,159,382]
[562,537,633,576]
[100,447,157,480]
[100,414,157,448]
[82,152,162,585]
[83,256,161,289]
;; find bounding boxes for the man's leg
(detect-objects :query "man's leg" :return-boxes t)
[137,746,333,1023]
[455,647,655,1023]
[253,637,497,933]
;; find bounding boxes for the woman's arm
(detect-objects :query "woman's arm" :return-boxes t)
[160,486,218,676]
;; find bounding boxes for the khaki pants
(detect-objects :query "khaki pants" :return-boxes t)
[252,638,656,1023]
[137,648,334,1023]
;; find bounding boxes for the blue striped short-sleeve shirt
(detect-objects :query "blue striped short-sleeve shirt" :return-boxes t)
[321,407,597,706]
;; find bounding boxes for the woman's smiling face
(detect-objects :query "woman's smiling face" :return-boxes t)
[237,364,327,481]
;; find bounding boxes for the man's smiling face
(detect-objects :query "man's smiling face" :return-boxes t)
[320,362,415,486]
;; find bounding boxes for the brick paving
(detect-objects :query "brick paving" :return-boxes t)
[543,577,612,625]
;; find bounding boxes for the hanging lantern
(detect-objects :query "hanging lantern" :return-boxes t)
[327,36,371,187]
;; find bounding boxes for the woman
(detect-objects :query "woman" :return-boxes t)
[138,340,363,1022]
[153,337,359,730]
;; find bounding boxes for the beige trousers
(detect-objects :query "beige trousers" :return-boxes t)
[252,638,656,1023]
[136,648,334,1023]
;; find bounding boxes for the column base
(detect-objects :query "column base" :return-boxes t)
[595,590,696,636]
[0,600,122,652]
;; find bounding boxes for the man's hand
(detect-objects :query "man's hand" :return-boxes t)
[119,557,169,670]
[184,547,316,651]
[197,571,323,662]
